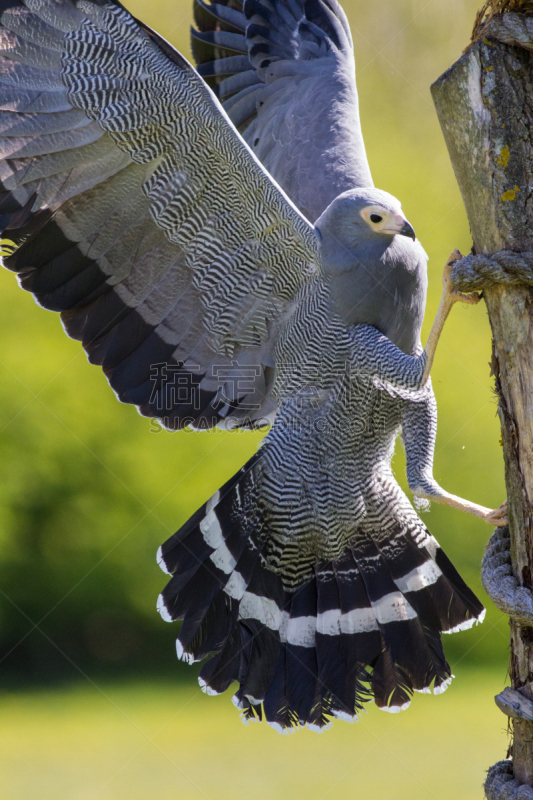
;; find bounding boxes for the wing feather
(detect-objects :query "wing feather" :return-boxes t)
[192,0,373,222]
[0,0,319,432]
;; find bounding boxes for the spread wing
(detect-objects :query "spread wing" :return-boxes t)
[0,0,320,430]
[192,0,374,223]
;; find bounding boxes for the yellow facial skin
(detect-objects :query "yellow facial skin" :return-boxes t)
[359,204,412,237]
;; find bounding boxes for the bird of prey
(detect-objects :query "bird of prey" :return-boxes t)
[0,0,506,731]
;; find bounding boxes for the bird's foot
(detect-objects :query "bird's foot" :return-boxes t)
[413,486,508,526]
[443,249,482,307]
[484,501,508,527]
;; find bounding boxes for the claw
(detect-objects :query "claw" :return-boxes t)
[484,501,508,527]
[442,249,462,290]
[445,248,463,270]
[443,249,481,306]
[456,291,482,306]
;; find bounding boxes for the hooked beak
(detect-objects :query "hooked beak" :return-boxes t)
[398,219,416,241]
[381,213,416,241]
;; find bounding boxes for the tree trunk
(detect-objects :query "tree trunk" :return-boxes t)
[432,33,533,786]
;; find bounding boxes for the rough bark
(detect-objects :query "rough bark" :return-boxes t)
[432,36,533,786]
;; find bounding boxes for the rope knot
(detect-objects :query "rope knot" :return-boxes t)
[485,760,533,799]
[450,250,533,292]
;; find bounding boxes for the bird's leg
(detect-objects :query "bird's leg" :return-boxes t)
[402,392,508,526]
[413,250,507,523]
[421,249,481,385]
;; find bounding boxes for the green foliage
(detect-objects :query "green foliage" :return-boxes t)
[0,0,509,683]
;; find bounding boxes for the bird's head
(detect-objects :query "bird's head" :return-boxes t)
[314,188,416,251]
[313,188,426,351]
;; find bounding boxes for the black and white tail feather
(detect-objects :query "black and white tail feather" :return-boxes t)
[157,449,485,733]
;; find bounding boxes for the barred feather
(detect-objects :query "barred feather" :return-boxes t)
[157,441,484,731]
[0,0,318,432]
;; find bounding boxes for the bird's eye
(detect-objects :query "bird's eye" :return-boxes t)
[370,214,383,223]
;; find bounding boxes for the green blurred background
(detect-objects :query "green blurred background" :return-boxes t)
[0,0,513,797]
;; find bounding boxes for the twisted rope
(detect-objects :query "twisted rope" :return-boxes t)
[482,527,533,626]
[450,251,533,292]
[486,761,533,800]
[482,529,533,798]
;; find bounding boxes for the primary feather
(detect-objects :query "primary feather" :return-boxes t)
[0,0,484,732]
[193,0,373,222]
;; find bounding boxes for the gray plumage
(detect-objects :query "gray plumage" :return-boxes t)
[194,0,373,222]
[316,189,427,352]
[0,0,484,732]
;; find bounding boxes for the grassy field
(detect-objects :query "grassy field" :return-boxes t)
[1,666,511,800]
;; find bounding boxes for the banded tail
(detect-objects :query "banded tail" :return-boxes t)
[157,452,485,732]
